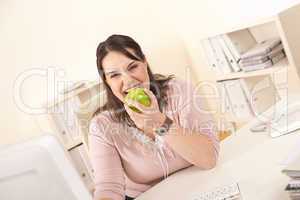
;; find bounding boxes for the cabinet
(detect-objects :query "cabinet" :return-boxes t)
[199,3,300,127]
[44,80,106,193]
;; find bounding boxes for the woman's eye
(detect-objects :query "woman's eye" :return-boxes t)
[129,65,138,71]
[110,74,120,78]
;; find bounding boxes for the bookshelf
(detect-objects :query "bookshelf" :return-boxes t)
[200,3,300,126]
[44,80,106,193]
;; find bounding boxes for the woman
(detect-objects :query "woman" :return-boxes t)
[89,34,220,200]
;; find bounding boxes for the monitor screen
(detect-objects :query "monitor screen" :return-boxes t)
[0,134,92,200]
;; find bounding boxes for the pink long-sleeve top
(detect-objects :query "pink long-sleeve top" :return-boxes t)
[89,78,220,200]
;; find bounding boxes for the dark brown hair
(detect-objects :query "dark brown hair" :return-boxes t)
[93,34,174,127]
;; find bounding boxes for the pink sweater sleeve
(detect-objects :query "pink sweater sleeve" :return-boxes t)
[171,79,220,159]
[89,116,125,200]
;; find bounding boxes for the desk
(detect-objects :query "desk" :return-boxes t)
[136,119,300,200]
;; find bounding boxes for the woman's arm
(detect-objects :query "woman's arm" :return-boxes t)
[125,100,219,170]
[156,80,219,169]
[89,116,126,200]
[124,79,219,170]
[162,117,217,169]
[160,80,219,169]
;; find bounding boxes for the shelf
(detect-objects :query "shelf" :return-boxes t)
[66,137,83,150]
[216,58,288,81]
[45,80,103,109]
[199,16,276,40]
[223,16,276,36]
[78,92,106,113]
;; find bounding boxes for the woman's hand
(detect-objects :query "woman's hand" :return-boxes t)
[124,88,166,138]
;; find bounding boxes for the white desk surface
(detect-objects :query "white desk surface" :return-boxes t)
[136,119,300,200]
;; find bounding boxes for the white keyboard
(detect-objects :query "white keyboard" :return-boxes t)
[191,183,242,200]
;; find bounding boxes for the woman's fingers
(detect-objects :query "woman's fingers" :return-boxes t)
[124,104,133,115]
[143,88,157,102]
[143,88,159,109]
[124,102,145,118]
[125,98,153,114]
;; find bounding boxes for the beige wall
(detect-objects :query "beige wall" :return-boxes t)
[1,0,300,145]
[0,0,193,145]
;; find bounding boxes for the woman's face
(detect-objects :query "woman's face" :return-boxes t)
[102,49,150,103]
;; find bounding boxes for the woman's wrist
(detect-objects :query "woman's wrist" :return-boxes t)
[153,114,174,137]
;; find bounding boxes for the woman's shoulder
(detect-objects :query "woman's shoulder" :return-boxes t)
[90,110,112,124]
[89,111,115,134]
[89,110,119,144]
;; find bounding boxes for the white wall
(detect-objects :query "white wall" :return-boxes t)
[0,0,192,145]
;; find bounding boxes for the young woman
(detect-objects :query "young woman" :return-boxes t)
[89,34,220,200]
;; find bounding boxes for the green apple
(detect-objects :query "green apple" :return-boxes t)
[125,88,151,113]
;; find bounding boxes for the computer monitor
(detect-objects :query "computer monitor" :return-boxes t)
[0,134,92,200]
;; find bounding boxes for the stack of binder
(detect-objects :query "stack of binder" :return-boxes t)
[282,156,300,199]
[201,36,242,75]
[201,29,260,75]
[201,30,286,74]
[239,38,286,72]
[285,179,300,199]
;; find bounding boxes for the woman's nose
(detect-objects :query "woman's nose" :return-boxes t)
[122,72,134,85]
